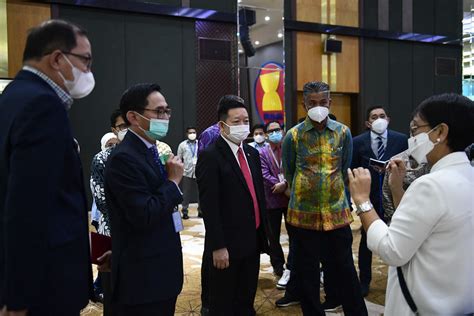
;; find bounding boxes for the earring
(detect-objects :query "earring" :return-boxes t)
[436,138,440,142]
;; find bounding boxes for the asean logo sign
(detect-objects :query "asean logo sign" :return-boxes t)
[254,62,284,125]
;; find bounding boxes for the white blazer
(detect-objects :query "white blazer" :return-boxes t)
[367,152,474,315]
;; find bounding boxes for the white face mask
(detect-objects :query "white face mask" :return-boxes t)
[58,54,95,99]
[188,133,197,141]
[371,118,388,134]
[222,122,250,144]
[407,127,439,164]
[308,106,329,123]
[254,134,265,144]
[117,129,128,141]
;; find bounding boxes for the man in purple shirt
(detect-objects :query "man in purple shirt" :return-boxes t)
[197,123,220,156]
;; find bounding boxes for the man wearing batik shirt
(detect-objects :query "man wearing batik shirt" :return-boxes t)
[280,81,367,315]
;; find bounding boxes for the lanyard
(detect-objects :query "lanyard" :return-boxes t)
[269,147,282,170]
[187,141,197,158]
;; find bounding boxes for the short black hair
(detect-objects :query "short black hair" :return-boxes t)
[414,93,474,152]
[264,120,281,132]
[366,106,389,120]
[302,81,330,103]
[217,95,247,121]
[23,19,87,62]
[119,83,161,125]
[110,109,123,128]
[186,126,197,133]
[252,124,265,134]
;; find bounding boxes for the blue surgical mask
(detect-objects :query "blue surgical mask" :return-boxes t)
[136,112,169,140]
[268,131,283,143]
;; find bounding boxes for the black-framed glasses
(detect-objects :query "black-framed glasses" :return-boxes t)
[62,51,93,70]
[267,128,282,134]
[114,123,128,131]
[143,108,172,117]
[409,124,430,136]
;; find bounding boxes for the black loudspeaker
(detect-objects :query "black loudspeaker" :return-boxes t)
[239,8,256,26]
[199,38,231,62]
[239,8,256,57]
[324,39,342,54]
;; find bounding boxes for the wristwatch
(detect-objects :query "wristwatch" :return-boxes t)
[355,201,373,216]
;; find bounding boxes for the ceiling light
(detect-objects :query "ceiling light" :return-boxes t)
[254,40,260,45]
[278,32,283,38]
[265,16,270,21]
[239,49,243,53]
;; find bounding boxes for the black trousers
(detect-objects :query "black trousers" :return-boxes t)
[181,176,199,215]
[117,296,177,316]
[28,308,79,316]
[201,250,210,309]
[101,271,118,316]
[287,225,367,316]
[208,251,260,316]
[358,229,372,287]
[266,207,287,274]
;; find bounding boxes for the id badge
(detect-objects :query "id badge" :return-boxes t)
[172,210,184,232]
[278,173,285,182]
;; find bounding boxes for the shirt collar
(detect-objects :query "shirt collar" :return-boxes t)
[370,129,388,140]
[129,129,155,149]
[430,152,470,173]
[220,134,242,156]
[302,116,337,132]
[22,65,73,110]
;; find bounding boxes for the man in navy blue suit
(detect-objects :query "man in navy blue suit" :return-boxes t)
[104,83,184,315]
[0,20,94,315]
[351,106,408,297]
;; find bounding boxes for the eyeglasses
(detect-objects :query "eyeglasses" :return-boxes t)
[267,128,282,134]
[114,123,128,131]
[409,124,430,136]
[143,108,172,117]
[62,51,93,70]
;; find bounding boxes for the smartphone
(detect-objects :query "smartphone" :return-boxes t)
[369,158,388,173]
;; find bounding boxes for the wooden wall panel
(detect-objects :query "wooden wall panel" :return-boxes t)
[296,0,322,23]
[7,1,51,77]
[336,0,359,27]
[333,36,359,93]
[296,32,322,90]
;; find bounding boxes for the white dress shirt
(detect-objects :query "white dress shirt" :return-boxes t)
[220,135,251,170]
[367,152,474,315]
[370,130,388,157]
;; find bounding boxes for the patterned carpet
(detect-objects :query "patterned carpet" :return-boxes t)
[82,204,387,315]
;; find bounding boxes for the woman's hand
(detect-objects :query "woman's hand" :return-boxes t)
[387,158,406,191]
[347,168,372,205]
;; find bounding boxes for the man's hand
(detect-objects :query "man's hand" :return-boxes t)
[348,168,372,205]
[212,248,229,270]
[387,158,406,191]
[271,181,287,194]
[97,250,112,272]
[166,154,184,185]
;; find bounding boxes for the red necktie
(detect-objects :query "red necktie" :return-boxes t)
[237,147,260,228]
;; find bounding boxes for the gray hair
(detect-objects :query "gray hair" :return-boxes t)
[303,81,330,102]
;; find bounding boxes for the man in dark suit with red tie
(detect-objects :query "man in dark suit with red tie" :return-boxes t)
[196,95,269,315]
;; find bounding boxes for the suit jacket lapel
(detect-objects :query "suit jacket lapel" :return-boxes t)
[384,130,394,160]
[217,137,250,195]
[127,132,163,178]
[365,132,376,159]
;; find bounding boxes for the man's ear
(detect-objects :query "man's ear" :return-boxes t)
[126,111,138,126]
[48,50,63,70]
[365,121,371,129]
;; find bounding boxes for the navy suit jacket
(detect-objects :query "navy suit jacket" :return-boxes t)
[104,131,184,305]
[351,129,408,218]
[0,70,93,310]
[196,136,270,259]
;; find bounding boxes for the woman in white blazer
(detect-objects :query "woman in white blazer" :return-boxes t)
[348,93,474,316]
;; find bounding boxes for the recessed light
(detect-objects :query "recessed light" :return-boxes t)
[278,32,283,38]
[254,40,260,45]
[265,16,270,21]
